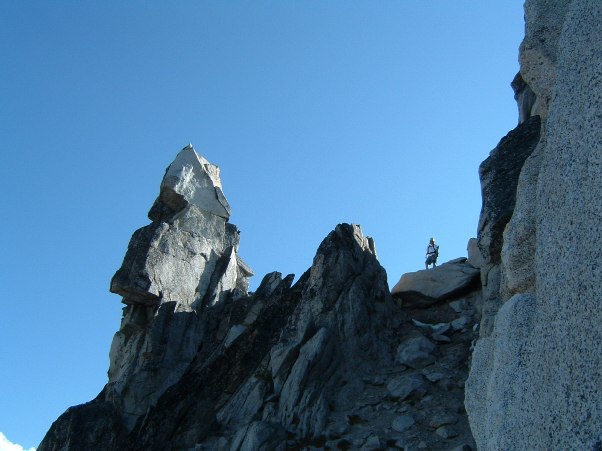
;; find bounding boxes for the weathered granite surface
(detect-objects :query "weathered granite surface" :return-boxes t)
[466,238,483,270]
[391,259,480,309]
[476,115,541,335]
[40,146,482,450]
[467,1,602,449]
[38,3,602,446]
[89,147,254,435]
[518,0,571,120]
[511,72,537,125]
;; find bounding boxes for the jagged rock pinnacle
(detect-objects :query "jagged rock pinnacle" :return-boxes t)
[110,147,246,308]
[100,147,253,431]
[153,144,231,220]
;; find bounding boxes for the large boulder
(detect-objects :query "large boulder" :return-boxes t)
[110,145,249,309]
[391,260,479,308]
[396,335,436,369]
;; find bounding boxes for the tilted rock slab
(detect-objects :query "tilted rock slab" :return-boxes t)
[512,72,537,125]
[391,259,480,308]
[466,1,602,449]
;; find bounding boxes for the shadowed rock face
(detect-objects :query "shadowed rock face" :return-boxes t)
[40,145,481,450]
[476,115,541,336]
[391,259,480,309]
[127,223,394,449]
[39,220,399,450]
[467,1,602,449]
[95,145,253,433]
[477,116,541,269]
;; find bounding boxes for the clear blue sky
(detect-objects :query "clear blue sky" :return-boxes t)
[0,2,524,448]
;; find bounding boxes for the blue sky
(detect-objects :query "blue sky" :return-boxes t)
[0,2,524,448]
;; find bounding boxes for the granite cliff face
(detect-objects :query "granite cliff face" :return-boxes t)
[107,145,253,431]
[39,2,602,448]
[466,0,602,449]
[40,146,482,451]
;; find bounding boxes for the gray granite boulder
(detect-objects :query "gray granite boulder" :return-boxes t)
[386,374,426,400]
[391,415,415,433]
[150,144,231,220]
[396,335,436,369]
[110,146,250,310]
[391,260,479,308]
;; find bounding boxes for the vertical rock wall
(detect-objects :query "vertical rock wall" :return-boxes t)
[466,1,602,449]
[476,115,540,336]
[106,145,253,430]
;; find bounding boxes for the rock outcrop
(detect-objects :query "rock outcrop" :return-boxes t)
[40,146,483,451]
[475,115,541,336]
[466,1,602,449]
[391,259,480,309]
[106,145,252,431]
[39,3,602,448]
[511,72,537,125]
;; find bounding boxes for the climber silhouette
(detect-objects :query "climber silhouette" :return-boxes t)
[425,237,439,269]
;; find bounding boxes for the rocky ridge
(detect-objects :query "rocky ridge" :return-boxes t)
[39,2,602,448]
[40,147,482,451]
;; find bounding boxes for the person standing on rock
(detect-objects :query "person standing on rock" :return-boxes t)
[425,237,439,269]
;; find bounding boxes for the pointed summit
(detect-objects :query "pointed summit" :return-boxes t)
[112,146,247,308]
[153,145,231,220]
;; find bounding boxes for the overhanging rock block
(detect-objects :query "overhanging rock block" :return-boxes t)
[392,260,480,308]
